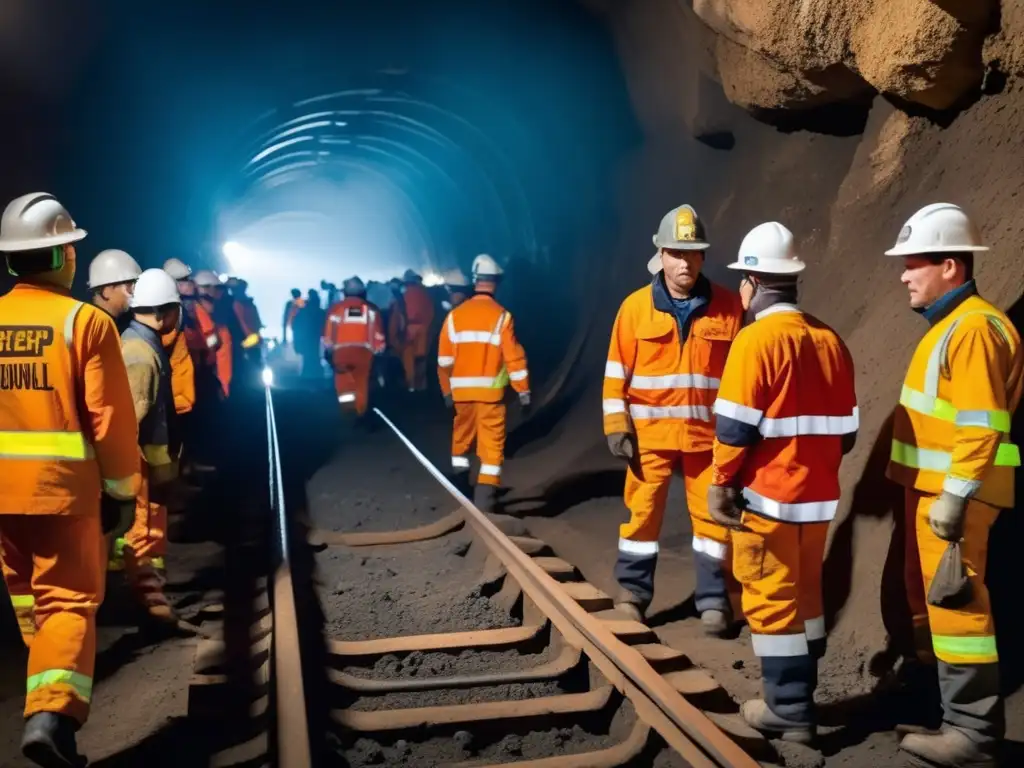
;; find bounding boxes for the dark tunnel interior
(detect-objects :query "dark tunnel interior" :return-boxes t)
[0,0,641,384]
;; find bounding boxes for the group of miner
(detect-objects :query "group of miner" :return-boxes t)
[602,201,1015,767]
[0,192,265,767]
[0,183,1013,768]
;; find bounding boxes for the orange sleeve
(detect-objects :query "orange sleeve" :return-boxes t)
[170,333,196,414]
[500,312,529,395]
[603,301,636,436]
[77,307,141,499]
[437,313,454,397]
[711,329,767,487]
[371,309,386,354]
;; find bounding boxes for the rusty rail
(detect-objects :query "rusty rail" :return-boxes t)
[371,406,760,768]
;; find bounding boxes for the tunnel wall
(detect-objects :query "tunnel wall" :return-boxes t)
[566,0,1024,692]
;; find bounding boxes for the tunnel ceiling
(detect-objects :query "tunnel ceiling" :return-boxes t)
[36,0,637,285]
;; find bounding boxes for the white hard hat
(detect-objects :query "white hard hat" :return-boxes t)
[163,257,192,280]
[647,252,661,275]
[131,268,180,308]
[444,268,471,288]
[884,203,989,257]
[88,249,142,289]
[0,193,87,252]
[193,269,221,287]
[343,276,366,295]
[472,253,503,279]
[728,222,806,275]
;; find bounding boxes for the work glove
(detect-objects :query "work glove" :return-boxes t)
[519,391,531,409]
[101,493,136,539]
[929,491,968,542]
[707,485,747,531]
[606,432,635,462]
[444,393,454,409]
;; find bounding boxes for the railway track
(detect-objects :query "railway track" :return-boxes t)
[187,391,777,767]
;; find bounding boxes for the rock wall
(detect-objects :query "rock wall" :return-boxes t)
[585,0,1024,690]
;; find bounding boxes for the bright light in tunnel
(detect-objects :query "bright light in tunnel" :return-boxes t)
[261,366,274,387]
[222,240,249,270]
[421,270,445,287]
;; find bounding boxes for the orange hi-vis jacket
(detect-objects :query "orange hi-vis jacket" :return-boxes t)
[403,283,435,328]
[161,328,196,415]
[603,278,743,453]
[324,297,386,353]
[196,299,232,397]
[437,294,529,403]
[233,297,262,350]
[0,283,141,513]
[712,304,859,523]
[887,290,1023,508]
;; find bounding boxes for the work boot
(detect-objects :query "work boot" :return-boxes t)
[473,484,500,514]
[701,608,732,638]
[614,602,644,622]
[611,585,648,623]
[21,712,86,768]
[900,726,996,767]
[741,699,815,744]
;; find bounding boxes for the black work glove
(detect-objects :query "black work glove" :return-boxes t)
[707,485,748,531]
[444,393,454,409]
[606,432,635,461]
[101,494,136,538]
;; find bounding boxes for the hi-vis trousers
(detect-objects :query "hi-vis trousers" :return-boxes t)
[0,513,105,724]
[111,460,172,615]
[615,449,736,610]
[451,402,506,487]
[402,323,430,391]
[732,513,828,725]
[333,346,374,416]
[904,488,1003,744]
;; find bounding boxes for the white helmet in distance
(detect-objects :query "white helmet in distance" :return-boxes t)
[0,192,87,253]
[472,253,503,280]
[192,269,221,287]
[885,203,989,257]
[163,257,192,280]
[444,268,471,288]
[131,268,181,308]
[728,222,806,275]
[88,249,142,289]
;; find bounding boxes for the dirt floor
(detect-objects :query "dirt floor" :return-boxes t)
[0,530,222,768]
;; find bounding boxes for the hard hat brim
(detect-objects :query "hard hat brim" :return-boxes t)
[727,259,807,275]
[647,253,661,275]
[0,228,87,253]
[652,238,711,251]
[884,243,991,257]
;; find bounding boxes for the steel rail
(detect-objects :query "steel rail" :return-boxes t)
[371,407,760,768]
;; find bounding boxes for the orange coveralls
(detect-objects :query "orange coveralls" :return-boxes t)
[0,283,140,725]
[437,291,529,487]
[603,274,742,610]
[712,303,858,725]
[324,297,386,416]
[402,282,435,391]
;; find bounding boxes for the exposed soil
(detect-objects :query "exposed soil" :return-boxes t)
[346,642,561,679]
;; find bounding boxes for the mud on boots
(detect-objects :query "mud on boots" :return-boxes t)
[437,254,530,518]
[0,193,142,768]
[603,205,743,625]
[883,204,1019,768]
[709,222,859,742]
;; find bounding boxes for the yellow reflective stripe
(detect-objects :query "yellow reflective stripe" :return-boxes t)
[10,594,34,609]
[26,669,93,702]
[143,444,172,467]
[0,431,92,460]
[901,386,1011,433]
[150,557,165,570]
[891,439,1021,470]
[494,367,510,388]
[932,634,998,664]
[103,475,137,500]
[241,333,261,349]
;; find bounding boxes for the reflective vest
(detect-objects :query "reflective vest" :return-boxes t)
[713,305,859,522]
[122,321,181,486]
[324,297,386,353]
[887,293,1023,508]
[196,298,232,397]
[437,294,529,402]
[603,278,742,453]
[0,283,140,513]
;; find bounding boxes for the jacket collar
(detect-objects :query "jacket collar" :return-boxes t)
[127,318,162,346]
[920,280,977,326]
[651,272,710,314]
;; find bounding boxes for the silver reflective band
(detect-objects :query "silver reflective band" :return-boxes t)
[629,403,711,422]
[450,376,502,389]
[630,373,719,390]
[437,355,455,367]
[805,615,826,641]
[479,463,501,476]
[692,536,727,561]
[451,456,470,469]
[714,398,763,426]
[618,537,658,556]
[604,361,628,379]
[338,393,356,403]
[508,369,528,381]
[751,632,808,657]
[602,398,626,415]
[758,408,859,438]
[742,487,838,523]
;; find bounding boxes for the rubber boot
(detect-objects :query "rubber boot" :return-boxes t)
[701,608,731,638]
[473,484,499,515]
[741,699,815,744]
[900,726,997,767]
[21,713,87,768]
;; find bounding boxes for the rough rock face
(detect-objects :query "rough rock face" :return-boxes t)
[589,0,999,112]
